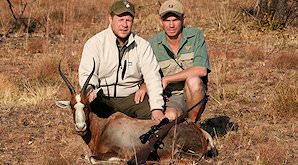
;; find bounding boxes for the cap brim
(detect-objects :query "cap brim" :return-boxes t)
[113,8,135,17]
[160,11,183,18]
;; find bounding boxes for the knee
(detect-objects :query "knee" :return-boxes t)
[185,77,203,92]
[165,108,180,121]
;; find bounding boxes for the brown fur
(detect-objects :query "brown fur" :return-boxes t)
[80,110,208,161]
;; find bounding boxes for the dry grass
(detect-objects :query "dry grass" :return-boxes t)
[209,48,228,101]
[0,81,60,107]
[29,54,61,83]
[210,0,242,32]
[270,50,298,69]
[0,71,60,107]
[256,141,288,165]
[243,44,265,62]
[18,82,60,107]
[0,74,17,106]
[265,75,298,118]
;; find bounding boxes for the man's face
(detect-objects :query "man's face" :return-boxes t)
[161,14,184,38]
[109,13,133,39]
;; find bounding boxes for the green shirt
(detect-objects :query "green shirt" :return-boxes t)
[149,27,210,94]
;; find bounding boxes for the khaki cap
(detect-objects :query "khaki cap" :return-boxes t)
[159,0,184,17]
[110,0,135,17]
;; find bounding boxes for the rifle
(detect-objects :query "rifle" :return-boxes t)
[127,95,209,165]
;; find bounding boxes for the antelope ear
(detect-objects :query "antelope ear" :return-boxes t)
[55,101,70,109]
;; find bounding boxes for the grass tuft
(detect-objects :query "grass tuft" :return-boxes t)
[18,81,60,107]
[265,76,298,118]
[0,74,60,107]
[270,50,298,69]
[29,54,61,84]
[243,44,265,61]
[27,38,45,54]
[0,74,17,106]
[256,140,288,165]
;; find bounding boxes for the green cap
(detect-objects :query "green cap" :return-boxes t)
[110,0,135,17]
[159,0,184,18]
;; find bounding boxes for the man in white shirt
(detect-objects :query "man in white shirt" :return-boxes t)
[79,0,165,121]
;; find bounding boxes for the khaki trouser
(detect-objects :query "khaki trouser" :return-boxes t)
[91,89,151,120]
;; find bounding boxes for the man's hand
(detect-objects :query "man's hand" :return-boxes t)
[86,85,97,103]
[151,109,165,122]
[135,83,147,104]
[161,77,169,89]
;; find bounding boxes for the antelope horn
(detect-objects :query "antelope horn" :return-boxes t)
[80,58,95,94]
[58,61,75,95]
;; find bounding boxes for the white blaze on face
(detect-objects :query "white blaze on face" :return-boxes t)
[74,94,86,132]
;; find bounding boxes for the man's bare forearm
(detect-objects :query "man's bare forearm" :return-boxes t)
[164,66,207,84]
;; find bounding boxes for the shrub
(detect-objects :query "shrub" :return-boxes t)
[254,0,297,31]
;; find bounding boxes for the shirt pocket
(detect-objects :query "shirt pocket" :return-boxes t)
[159,60,172,76]
[179,52,194,68]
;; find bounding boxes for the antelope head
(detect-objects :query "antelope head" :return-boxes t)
[56,59,95,136]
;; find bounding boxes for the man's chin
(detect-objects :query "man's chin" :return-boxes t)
[166,31,178,36]
[118,33,130,39]
[167,34,179,38]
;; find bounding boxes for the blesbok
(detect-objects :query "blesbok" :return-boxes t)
[56,60,217,164]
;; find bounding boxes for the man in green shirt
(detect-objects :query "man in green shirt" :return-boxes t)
[137,0,210,122]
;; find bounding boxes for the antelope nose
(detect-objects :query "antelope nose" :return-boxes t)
[75,123,87,132]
